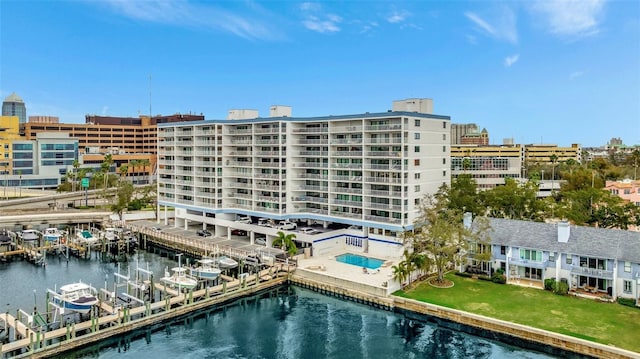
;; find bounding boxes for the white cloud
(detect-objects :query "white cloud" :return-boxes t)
[465,8,518,44]
[504,54,520,67]
[300,2,342,33]
[100,0,280,40]
[530,0,605,38]
[387,9,411,24]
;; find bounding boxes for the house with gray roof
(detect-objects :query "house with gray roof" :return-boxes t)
[469,217,640,303]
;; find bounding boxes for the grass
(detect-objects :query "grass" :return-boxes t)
[395,273,640,353]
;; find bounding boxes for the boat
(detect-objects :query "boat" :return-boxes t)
[0,229,12,244]
[18,229,40,242]
[43,228,65,243]
[76,229,98,245]
[216,256,238,270]
[52,282,98,314]
[161,254,198,290]
[102,227,119,241]
[190,258,222,280]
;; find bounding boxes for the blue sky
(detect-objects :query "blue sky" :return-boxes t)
[1,0,638,147]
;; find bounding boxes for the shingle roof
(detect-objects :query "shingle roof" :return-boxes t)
[482,218,640,263]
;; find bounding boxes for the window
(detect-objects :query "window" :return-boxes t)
[443,170,446,177]
[623,280,632,293]
[566,256,572,265]
[414,146,420,152]
[624,261,631,272]
[414,173,420,180]
[415,119,420,127]
[442,146,446,152]
[442,134,446,141]
[414,185,420,192]
[500,246,506,255]
[414,159,420,166]
[549,253,555,262]
[414,198,420,205]
[442,158,446,165]
[442,121,447,128]
[519,249,542,262]
[415,133,420,140]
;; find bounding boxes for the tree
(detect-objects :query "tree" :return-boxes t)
[272,231,297,258]
[101,153,113,189]
[119,164,129,182]
[111,181,134,220]
[138,183,158,219]
[391,261,409,288]
[71,159,80,192]
[482,178,547,221]
[448,174,483,216]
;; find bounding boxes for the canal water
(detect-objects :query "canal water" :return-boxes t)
[0,251,554,358]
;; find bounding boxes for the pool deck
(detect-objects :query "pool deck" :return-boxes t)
[294,251,400,296]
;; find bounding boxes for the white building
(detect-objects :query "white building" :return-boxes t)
[157,99,450,258]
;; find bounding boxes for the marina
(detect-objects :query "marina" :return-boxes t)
[0,220,637,358]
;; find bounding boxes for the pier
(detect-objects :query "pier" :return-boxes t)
[0,261,294,358]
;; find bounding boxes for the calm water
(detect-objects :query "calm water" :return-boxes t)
[0,251,555,359]
[335,253,384,270]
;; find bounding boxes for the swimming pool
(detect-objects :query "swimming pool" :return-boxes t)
[335,253,384,270]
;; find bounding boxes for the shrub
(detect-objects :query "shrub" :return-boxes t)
[478,274,492,281]
[455,271,473,278]
[496,268,505,275]
[491,272,506,284]
[553,281,569,295]
[617,297,638,308]
[544,278,556,291]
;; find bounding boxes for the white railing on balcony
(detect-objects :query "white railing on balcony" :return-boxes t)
[332,199,362,207]
[228,151,252,156]
[365,177,403,184]
[299,151,328,156]
[293,196,328,204]
[365,138,403,144]
[229,140,253,145]
[255,151,280,156]
[296,162,328,168]
[330,139,362,144]
[366,202,405,211]
[255,162,282,168]
[330,211,361,219]
[292,127,328,133]
[331,126,362,133]
[365,151,401,157]
[255,140,281,145]
[254,127,280,134]
[364,124,402,131]
[295,139,327,145]
[331,176,362,182]
[226,129,253,135]
[254,173,280,179]
[332,187,362,194]
[331,163,363,169]
[255,184,280,191]
[364,215,402,224]
[295,185,329,192]
[228,182,252,189]
[331,151,363,156]
[298,174,328,180]
[226,161,253,167]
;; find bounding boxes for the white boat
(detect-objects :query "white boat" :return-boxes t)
[76,229,98,245]
[18,229,40,242]
[43,228,65,243]
[102,227,118,241]
[161,267,198,290]
[161,254,197,290]
[216,256,238,270]
[52,282,98,314]
[190,258,221,280]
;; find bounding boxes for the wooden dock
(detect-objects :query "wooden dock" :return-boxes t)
[1,263,293,358]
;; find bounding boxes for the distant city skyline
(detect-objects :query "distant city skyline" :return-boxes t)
[1,0,638,147]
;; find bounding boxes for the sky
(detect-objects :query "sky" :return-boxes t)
[1,0,639,147]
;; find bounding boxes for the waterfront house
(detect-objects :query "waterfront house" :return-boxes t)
[466,217,640,303]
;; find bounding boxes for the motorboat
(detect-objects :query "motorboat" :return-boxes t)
[18,229,40,242]
[161,254,197,290]
[76,229,98,245]
[102,227,119,241]
[0,229,12,245]
[190,258,221,280]
[43,228,65,243]
[216,256,238,270]
[161,267,198,290]
[51,282,98,314]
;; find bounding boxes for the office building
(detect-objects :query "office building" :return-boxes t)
[2,93,27,124]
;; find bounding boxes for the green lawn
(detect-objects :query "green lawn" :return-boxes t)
[395,273,640,353]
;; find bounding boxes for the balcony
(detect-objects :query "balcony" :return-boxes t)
[365,137,402,144]
[293,196,328,204]
[332,187,362,194]
[331,126,362,133]
[296,162,328,168]
[295,139,326,145]
[331,151,362,157]
[365,124,402,131]
[364,215,402,224]
[298,173,327,180]
[570,266,614,280]
[295,185,328,192]
[226,128,252,135]
[331,163,363,169]
[332,199,362,207]
[254,127,280,134]
[331,175,362,182]
[365,177,402,184]
[255,162,282,168]
[299,151,328,156]
[365,151,401,157]
[330,211,361,219]
[292,127,328,133]
[509,257,546,269]
[255,140,281,145]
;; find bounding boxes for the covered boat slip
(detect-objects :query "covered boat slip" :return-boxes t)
[0,264,293,357]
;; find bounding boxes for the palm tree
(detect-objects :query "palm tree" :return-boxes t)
[272,231,297,258]
[71,159,80,192]
[119,164,129,183]
[101,153,113,189]
[391,262,408,288]
[139,158,151,184]
[17,169,22,197]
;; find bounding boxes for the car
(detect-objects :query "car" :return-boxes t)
[151,226,162,231]
[255,236,266,245]
[277,221,297,230]
[197,229,212,237]
[235,216,252,224]
[258,218,270,227]
[231,229,247,236]
[299,227,321,235]
[348,225,362,230]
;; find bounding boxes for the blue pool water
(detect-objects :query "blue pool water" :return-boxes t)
[335,253,384,269]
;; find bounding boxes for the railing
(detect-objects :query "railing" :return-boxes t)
[365,176,403,184]
[295,139,326,145]
[365,138,402,144]
[364,215,401,224]
[364,124,402,131]
[365,151,401,157]
[331,151,363,157]
[292,127,328,133]
[332,187,362,194]
[570,266,614,279]
[509,257,546,268]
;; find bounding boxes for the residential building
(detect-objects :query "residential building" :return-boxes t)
[606,179,640,206]
[469,217,640,304]
[524,143,582,165]
[157,99,451,257]
[2,93,27,124]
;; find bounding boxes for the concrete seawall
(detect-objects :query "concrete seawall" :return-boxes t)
[290,274,639,359]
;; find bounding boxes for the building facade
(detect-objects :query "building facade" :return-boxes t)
[469,218,640,304]
[2,93,27,124]
[450,144,523,189]
[0,116,22,175]
[157,99,450,257]
[605,179,640,206]
[450,123,479,145]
